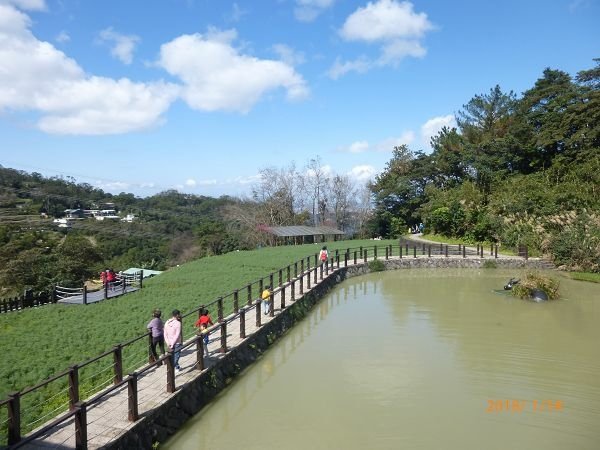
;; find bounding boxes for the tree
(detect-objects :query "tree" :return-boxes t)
[306,157,330,225]
[329,174,354,231]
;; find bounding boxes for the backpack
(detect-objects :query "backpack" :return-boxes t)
[320,250,327,261]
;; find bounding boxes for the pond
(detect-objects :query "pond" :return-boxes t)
[162,269,600,450]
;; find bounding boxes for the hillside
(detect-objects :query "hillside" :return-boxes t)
[0,167,242,296]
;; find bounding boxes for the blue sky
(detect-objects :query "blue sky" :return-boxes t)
[0,0,598,197]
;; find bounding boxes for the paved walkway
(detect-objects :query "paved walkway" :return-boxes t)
[57,286,139,305]
[18,250,532,449]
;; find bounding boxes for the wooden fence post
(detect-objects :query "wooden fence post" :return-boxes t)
[83,286,88,305]
[287,265,291,282]
[103,281,108,300]
[74,401,87,450]
[113,345,123,384]
[385,246,389,260]
[320,263,324,280]
[220,322,227,353]
[428,245,431,257]
[240,309,246,339]
[278,269,282,287]
[364,249,368,263]
[128,373,139,421]
[68,365,79,410]
[269,291,275,318]
[217,297,223,322]
[233,290,239,313]
[294,262,298,278]
[374,245,377,259]
[247,284,253,306]
[166,351,175,393]
[256,300,261,328]
[139,270,144,289]
[495,245,498,259]
[344,251,348,267]
[7,392,21,445]
[196,335,204,371]
[291,279,295,301]
[445,245,449,257]
[281,286,286,310]
[148,332,154,364]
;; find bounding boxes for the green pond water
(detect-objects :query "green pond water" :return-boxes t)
[162,269,600,450]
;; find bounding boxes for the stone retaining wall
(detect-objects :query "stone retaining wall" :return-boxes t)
[106,257,552,449]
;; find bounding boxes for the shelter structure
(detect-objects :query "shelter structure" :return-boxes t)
[261,225,345,245]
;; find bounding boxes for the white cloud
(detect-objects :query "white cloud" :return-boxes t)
[340,0,432,42]
[98,27,140,65]
[338,131,414,153]
[347,140,369,153]
[348,165,376,182]
[272,43,305,67]
[55,30,70,43]
[306,164,333,178]
[228,2,247,22]
[331,0,433,77]
[0,3,179,134]
[327,56,370,79]
[294,0,335,22]
[0,0,46,11]
[375,131,415,150]
[420,114,456,148]
[158,28,309,113]
[227,174,262,185]
[185,178,197,187]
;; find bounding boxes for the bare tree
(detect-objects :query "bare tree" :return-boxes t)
[330,174,354,231]
[306,156,330,226]
[354,183,373,238]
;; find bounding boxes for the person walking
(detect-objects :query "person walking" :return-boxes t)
[164,309,183,373]
[262,285,272,315]
[319,246,328,265]
[147,309,165,365]
[194,307,214,357]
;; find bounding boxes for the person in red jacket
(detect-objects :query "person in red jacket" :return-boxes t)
[106,268,116,290]
[194,307,213,356]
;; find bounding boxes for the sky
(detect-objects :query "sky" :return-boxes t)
[0,0,598,198]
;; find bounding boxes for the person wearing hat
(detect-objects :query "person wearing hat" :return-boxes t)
[147,309,165,365]
[164,309,183,373]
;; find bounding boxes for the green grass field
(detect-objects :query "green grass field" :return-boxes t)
[568,272,600,283]
[0,239,396,400]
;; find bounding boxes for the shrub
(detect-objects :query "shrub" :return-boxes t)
[482,260,497,269]
[368,259,386,272]
[512,272,560,300]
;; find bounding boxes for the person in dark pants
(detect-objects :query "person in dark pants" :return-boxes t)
[147,309,165,365]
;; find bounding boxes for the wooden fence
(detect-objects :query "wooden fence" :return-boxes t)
[0,271,144,313]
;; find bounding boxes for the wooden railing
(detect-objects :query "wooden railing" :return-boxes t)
[0,242,529,447]
[0,271,144,313]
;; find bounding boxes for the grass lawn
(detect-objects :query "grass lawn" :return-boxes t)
[0,239,396,400]
[567,272,600,283]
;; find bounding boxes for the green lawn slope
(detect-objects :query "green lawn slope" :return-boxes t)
[0,239,395,400]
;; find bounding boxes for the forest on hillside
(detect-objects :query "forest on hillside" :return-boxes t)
[368,60,600,272]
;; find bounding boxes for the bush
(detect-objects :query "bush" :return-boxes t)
[512,272,560,300]
[482,260,497,269]
[368,259,386,272]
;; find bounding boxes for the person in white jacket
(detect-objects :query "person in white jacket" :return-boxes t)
[164,309,183,372]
